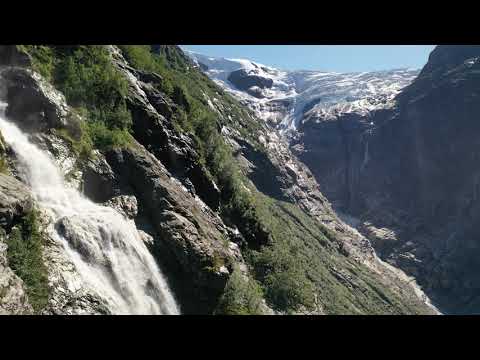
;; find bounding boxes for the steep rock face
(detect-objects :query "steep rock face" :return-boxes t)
[0,173,33,229]
[159,46,440,313]
[293,45,480,313]
[105,142,244,314]
[108,46,221,211]
[1,67,74,133]
[0,174,33,314]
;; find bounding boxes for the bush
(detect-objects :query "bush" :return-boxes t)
[86,120,131,150]
[6,209,49,313]
[250,241,316,312]
[215,267,265,315]
[54,47,129,114]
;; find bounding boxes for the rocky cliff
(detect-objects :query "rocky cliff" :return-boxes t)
[0,45,436,315]
[290,45,480,314]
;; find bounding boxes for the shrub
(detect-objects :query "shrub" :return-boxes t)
[215,267,265,315]
[250,242,316,313]
[6,209,49,313]
[86,120,131,150]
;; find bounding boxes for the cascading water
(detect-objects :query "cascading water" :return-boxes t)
[0,105,180,315]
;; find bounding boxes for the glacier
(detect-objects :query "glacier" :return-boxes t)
[187,51,419,135]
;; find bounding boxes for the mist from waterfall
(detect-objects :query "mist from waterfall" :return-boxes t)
[0,109,180,315]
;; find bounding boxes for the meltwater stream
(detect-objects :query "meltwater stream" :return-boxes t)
[0,111,180,315]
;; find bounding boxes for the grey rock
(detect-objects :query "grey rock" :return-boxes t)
[1,67,71,132]
[104,195,138,219]
[104,140,244,314]
[0,173,33,228]
[228,69,273,93]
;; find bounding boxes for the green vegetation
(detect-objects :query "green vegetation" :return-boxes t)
[6,209,49,313]
[116,45,427,314]
[17,45,56,82]
[0,131,8,173]
[215,267,265,315]
[250,196,430,314]
[0,156,7,173]
[17,45,133,152]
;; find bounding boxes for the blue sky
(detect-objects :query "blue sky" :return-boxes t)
[182,45,436,72]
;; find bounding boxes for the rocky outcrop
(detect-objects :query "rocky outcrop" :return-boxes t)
[81,153,120,203]
[0,173,33,229]
[1,67,75,133]
[228,69,273,98]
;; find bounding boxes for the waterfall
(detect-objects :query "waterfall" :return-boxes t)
[0,109,180,315]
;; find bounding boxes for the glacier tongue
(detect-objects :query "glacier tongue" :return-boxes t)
[187,51,419,133]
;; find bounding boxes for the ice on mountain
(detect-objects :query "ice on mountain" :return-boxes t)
[186,51,419,133]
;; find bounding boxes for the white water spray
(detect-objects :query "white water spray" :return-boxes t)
[0,107,180,315]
